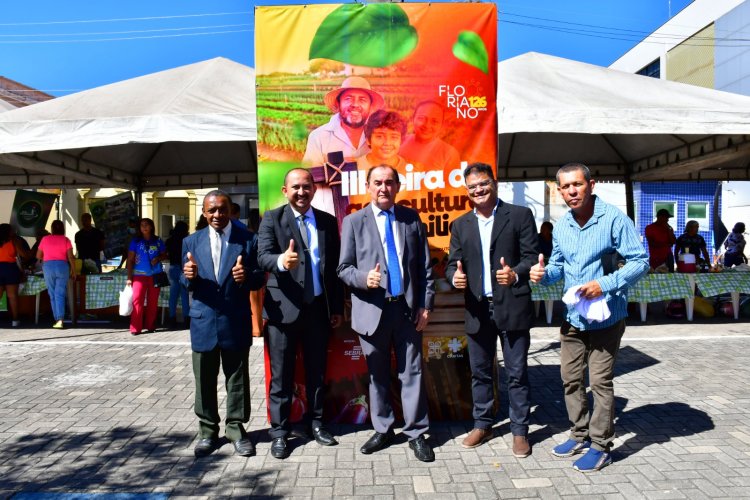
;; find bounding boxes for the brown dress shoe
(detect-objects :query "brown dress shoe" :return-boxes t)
[461,428,493,448]
[512,435,531,458]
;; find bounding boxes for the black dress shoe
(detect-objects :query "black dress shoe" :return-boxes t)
[194,437,219,458]
[360,430,394,455]
[311,426,338,446]
[233,436,256,457]
[409,435,435,462]
[270,436,289,459]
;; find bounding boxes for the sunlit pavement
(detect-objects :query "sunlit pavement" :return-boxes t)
[1,311,749,498]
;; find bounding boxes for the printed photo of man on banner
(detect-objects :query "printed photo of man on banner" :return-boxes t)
[256,2,498,267]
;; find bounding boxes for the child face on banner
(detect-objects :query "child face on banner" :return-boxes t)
[367,127,402,165]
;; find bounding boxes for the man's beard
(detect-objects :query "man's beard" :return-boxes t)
[341,114,366,128]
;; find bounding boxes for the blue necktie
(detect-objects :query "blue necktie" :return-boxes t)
[383,210,402,297]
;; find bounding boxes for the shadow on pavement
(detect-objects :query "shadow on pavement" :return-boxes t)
[0,426,280,498]
[614,399,714,460]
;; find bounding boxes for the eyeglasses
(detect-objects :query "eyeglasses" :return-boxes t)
[466,179,493,192]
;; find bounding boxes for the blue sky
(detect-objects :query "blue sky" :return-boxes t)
[1,0,692,97]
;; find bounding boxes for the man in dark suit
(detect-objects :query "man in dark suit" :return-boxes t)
[337,165,436,462]
[182,189,264,458]
[257,168,344,459]
[445,162,539,457]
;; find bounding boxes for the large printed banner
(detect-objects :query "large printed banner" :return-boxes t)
[256,3,497,268]
[89,192,138,259]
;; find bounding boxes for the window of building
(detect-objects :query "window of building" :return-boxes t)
[651,201,677,220]
[686,201,709,231]
[637,58,660,79]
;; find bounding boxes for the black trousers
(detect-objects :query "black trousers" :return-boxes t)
[267,295,331,438]
[192,346,250,442]
[466,299,531,436]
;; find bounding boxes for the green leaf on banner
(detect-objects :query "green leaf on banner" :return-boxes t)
[452,31,489,74]
[309,4,418,68]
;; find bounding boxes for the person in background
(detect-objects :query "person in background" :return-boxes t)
[538,221,554,261]
[75,213,105,273]
[126,218,167,335]
[724,222,747,267]
[196,215,208,231]
[166,221,190,329]
[230,202,249,231]
[0,223,31,327]
[36,220,76,329]
[645,209,676,271]
[674,220,710,267]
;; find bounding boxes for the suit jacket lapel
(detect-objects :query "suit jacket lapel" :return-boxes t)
[313,208,327,275]
[395,204,407,259]
[464,216,483,298]
[491,200,510,246]
[282,205,305,249]
[218,223,242,286]
[364,204,387,266]
[191,229,212,282]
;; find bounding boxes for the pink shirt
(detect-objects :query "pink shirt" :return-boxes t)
[39,235,73,262]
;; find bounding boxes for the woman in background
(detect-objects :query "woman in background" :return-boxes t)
[36,220,76,329]
[166,221,190,329]
[674,220,711,266]
[0,224,31,327]
[126,218,167,335]
[724,222,747,267]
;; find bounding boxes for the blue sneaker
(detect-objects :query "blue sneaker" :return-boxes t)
[573,448,612,473]
[552,439,590,457]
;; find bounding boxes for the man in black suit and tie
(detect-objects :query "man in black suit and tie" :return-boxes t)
[182,190,264,458]
[257,168,344,459]
[445,162,539,457]
[337,165,436,462]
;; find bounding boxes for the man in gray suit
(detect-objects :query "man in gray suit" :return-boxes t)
[337,165,436,462]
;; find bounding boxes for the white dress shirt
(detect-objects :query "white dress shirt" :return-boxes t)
[209,222,232,281]
[276,206,322,297]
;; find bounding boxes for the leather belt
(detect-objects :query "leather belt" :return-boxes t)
[385,295,404,303]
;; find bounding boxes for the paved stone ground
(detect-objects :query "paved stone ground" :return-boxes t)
[1,310,750,499]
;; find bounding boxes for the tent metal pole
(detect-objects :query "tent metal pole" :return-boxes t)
[624,167,635,222]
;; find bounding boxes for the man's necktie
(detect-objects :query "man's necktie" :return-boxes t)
[298,215,315,304]
[383,210,402,297]
[212,229,223,281]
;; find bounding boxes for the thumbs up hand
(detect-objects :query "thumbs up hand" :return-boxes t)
[232,254,245,283]
[367,263,382,289]
[530,253,546,283]
[453,261,467,289]
[282,239,299,270]
[495,256,515,286]
[183,251,198,280]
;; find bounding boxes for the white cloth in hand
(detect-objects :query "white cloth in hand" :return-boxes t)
[562,285,611,323]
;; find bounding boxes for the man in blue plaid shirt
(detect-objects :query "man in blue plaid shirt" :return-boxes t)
[530,163,648,473]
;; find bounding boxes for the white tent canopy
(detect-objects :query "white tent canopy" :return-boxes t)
[0,57,257,189]
[497,52,750,182]
[1,52,749,190]
[0,99,17,112]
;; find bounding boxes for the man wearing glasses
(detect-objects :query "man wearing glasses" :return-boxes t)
[445,162,539,457]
